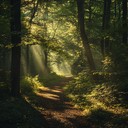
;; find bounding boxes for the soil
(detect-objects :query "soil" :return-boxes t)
[35,78,87,128]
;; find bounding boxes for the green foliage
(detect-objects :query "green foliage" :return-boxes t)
[40,72,65,87]
[112,44,128,72]
[71,54,87,75]
[64,70,128,113]
[88,83,119,106]
[64,70,94,95]
[21,73,64,93]
[21,75,42,94]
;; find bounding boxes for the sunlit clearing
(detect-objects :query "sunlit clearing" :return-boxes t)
[50,53,72,77]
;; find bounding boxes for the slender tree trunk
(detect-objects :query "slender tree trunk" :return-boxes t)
[44,50,50,74]
[101,0,111,55]
[10,0,21,97]
[88,0,92,27]
[44,50,48,70]
[26,45,30,74]
[29,0,39,25]
[118,1,121,20]
[114,0,117,18]
[122,0,127,44]
[76,0,96,71]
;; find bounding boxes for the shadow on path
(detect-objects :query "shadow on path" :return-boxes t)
[0,93,48,128]
[30,78,128,128]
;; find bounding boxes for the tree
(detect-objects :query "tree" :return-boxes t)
[76,0,96,71]
[10,0,21,97]
[122,0,127,44]
[101,0,111,55]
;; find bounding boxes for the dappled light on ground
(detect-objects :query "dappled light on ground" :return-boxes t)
[37,87,61,101]
[29,78,128,128]
[33,82,85,128]
[1,77,128,128]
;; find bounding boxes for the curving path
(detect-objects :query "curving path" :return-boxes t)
[35,78,87,128]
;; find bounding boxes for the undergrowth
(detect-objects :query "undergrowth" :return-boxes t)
[0,77,47,128]
[64,70,128,127]
[40,72,65,86]
[0,73,67,127]
[21,75,42,94]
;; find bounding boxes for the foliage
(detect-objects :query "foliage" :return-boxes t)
[64,70,94,94]
[21,73,64,92]
[40,72,65,86]
[71,53,87,75]
[64,70,128,115]
[21,75,42,94]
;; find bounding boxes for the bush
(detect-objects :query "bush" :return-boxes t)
[21,75,42,94]
[64,70,128,112]
[40,72,64,86]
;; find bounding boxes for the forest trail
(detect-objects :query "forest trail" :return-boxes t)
[35,78,87,128]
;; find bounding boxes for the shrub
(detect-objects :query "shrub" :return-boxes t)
[21,75,42,94]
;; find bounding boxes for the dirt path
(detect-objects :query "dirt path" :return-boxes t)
[35,78,87,128]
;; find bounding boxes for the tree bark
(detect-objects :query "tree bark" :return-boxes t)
[101,0,111,55]
[122,0,127,44]
[88,0,92,27]
[76,0,96,71]
[114,0,117,18]
[26,45,30,74]
[10,0,21,97]
[29,0,39,25]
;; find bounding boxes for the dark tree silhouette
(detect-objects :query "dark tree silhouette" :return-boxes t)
[122,0,127,44]
[10,0,21,97]
[76,0,96,71]
[101,0,111,55]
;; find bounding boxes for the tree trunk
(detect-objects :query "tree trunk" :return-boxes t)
[26,45,30,74]
[114,0,117,18]
[44,50,48,71]
[88,0,92,27]
[76,0,96,71]
[29,0,39,25]
[118,1,121,20]
[101,0,111,55]
[10,0,21,97]
[122,0,127,44]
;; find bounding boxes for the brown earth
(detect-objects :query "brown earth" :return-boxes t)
[34,78,88,128]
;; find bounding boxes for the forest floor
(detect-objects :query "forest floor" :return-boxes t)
[33,77,87,128]
[0,77,128,128]
[24,77,128,128]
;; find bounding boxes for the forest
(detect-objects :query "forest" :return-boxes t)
[0,0,128,127]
